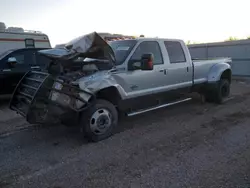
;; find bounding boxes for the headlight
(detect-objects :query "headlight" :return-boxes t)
[50,81,63,101]
[51,92,71,106]
[53,82,63,90]
[50,81,71,106]
[49,81,86,109]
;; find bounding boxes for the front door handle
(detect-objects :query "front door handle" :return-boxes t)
[159,69,167,75]
[31,66,41,71]
[2,69,11,72]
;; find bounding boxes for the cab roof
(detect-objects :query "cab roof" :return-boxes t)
[106,37,184,43]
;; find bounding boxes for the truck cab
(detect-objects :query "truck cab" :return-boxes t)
[109,38,193,99]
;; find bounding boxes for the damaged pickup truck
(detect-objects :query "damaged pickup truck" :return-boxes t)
[9,32,232,142]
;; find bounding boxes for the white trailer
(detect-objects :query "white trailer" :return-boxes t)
[0,22,51,54]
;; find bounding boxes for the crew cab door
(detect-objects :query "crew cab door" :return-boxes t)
[0,49,36,95]
[163,41,193,90]
[116,40,167,98]
[35,51,52,71]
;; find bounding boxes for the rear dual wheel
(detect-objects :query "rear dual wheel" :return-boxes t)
[205,79,230,104]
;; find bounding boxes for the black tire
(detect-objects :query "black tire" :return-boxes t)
[214,79,230,104]
[205,79,230,104]
[204,94,214,103]
[80,99,118,142]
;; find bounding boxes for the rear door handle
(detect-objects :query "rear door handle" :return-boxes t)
[31,66,40,69]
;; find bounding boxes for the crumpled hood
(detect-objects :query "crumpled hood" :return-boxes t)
[38,32,116,63]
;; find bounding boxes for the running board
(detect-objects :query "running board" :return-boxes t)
[127,98,192,117]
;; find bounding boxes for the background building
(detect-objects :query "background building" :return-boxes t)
[188,39,250,77]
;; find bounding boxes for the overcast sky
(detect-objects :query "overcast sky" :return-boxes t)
[1,0,250,46]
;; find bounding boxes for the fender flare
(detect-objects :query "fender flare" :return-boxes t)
[79,78,127,102]
[207,63,232,83]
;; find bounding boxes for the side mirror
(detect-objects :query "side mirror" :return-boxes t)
[140,53,154,70]
[7,57,17,67]
[128,54,154,71]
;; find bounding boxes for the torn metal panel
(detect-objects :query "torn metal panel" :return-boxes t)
[38,32,116,64]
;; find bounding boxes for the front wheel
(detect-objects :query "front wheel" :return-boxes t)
[80,99,118,142]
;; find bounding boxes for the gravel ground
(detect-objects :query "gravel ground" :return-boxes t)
[1,80,250,188]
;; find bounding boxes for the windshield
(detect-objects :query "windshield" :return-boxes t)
[108,40,137,65]
[0,50,13,59]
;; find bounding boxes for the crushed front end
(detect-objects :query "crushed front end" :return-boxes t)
[9,31,115,125]
[9,71,94,125]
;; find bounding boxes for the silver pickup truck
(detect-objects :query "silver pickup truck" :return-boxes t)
[9,32,232,142]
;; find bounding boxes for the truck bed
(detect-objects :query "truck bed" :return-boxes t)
[193,57,232,65]
[192,57,232,84]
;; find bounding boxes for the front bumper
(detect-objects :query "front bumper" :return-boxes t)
[9,71,94,124]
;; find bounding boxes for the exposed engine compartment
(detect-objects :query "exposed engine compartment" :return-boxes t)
[46,58,113,83]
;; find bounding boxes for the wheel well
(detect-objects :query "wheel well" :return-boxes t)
[95,87,121,106]
[221,69,232,83]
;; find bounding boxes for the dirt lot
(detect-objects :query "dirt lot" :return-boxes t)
[1,80,250,188]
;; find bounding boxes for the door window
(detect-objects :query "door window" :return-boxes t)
[13,54,25,64]
[164,41,186,63]
[36,53,51,66]
[130,41,163,65]
[4,50,35,66]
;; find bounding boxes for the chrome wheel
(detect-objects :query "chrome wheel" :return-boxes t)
[90,108,112,135]
[81,99,118,142]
